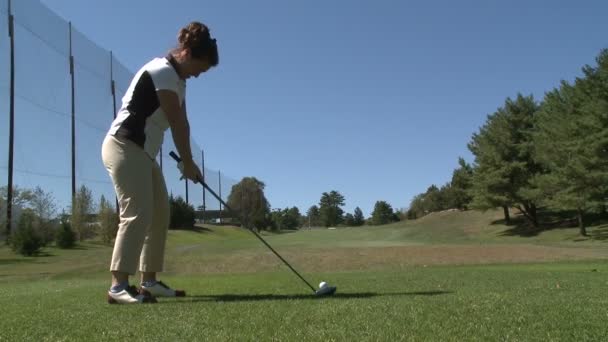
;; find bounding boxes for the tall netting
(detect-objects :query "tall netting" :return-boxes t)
[2,0,237,231]
[110,56,132,107]
[71,26,115,208]
[11,0,71,210]
[0,0,10,227]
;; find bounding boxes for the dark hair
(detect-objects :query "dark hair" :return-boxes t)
[176,21,219,66]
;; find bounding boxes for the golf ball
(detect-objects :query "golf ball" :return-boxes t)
[319,281,328,289]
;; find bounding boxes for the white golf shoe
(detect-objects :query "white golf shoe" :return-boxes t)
[141,280,186,297]
[107,285,157,304]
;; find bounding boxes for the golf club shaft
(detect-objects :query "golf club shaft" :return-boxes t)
[169,151,317,293]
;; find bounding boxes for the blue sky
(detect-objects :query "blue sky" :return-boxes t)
[13,0,608,216]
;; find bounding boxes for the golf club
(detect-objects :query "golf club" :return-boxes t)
[169,151,337,297]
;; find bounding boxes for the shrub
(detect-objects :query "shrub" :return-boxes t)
[71,185,94,241]
[170,195,195,229]
[98,195,118,245]
[55,219,76,249]
[11,209,43,256]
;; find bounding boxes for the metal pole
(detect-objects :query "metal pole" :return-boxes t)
[110,51,116,120]
[5,0,15,243]
[110,51,119,214]
[218,170,222,224]
[159,146,163,171]
[185,178,189,204]
[69,22,76,200]
[241,182,244,227]
[201,149,206,223]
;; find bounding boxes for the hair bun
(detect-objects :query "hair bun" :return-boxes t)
[177,22,210,49]
[173,21,219,66]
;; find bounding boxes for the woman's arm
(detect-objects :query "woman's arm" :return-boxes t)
[157,89,202,182]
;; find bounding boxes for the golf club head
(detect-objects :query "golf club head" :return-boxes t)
[315,286,337,297]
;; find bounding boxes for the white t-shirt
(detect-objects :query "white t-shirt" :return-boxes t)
[108,55,186,159]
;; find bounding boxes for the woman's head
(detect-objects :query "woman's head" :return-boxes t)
[172,21,219,79]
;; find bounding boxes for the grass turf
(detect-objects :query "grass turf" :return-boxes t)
[1,263,607,341]
[1,209,608,340]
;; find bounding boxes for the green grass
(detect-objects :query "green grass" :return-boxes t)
[1,209,608,341]
[1,263,607,341]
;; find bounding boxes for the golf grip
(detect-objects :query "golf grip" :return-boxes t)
[169,151,317,293]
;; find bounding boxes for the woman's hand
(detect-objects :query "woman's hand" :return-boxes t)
[178,159,203,183]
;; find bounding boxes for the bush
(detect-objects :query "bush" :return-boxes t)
[55,219,76,249]
[98,195,118,245]
[0,220,5,242]
[170,195,195,229]
[71,185,94,241]
[11,209,43,256]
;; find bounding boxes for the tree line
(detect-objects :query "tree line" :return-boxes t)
[226,178,402,230]
[406,49,608,235]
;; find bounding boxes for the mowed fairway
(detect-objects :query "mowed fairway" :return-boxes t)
[1,210,608,341]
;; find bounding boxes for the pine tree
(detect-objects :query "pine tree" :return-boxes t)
[371,201,395,225]
[353,207,365,226]
[319,191,345,227]
[533,49,608,235]
[468,94,542,227]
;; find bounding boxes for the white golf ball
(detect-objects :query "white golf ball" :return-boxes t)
[319,281,328,289]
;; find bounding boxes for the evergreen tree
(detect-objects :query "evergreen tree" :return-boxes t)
[468,94,542,227]
[533,49,608,235]
[353,207,365,226]
[319,191,345,227]
[371,201,396,225]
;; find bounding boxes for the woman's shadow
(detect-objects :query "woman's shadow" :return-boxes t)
[162,290,452,303]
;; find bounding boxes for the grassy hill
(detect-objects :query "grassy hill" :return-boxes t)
[1,209,608,340]
[2,209,607,280]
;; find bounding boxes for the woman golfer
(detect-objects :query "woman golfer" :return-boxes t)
[102,21,218,304]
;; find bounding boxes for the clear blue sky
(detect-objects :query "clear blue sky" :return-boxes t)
[32,0,608,216]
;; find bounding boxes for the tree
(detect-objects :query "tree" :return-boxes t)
[98,195,119,244]
[29,187,57,245]
[11,209,43,256]
[55,218,76,249]
[284,207,302,230]
[226,177,270,230]
[343,213,355,226]
[449,158,474,210]
[407,193,426,219]
[269,207,301,231]
[319,191,345,227]
[169,195,195,229]
[71,185,94,241]
[2,186,58,244]
[353,207,365,226]
[1,186,34,239]
[269,209,283,231]
[371,201,397,225]
[0,186,34,208]
[306,205,321,227]
[468,94,542,228]
[532,49,608,235]
[424,185,443,213]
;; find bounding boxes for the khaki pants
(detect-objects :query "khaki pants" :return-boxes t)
[101,135,170,275]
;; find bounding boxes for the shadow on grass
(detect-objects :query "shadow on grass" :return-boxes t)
[61,245,90,250]
[0,258,39,265]
[491,210,608,240]
[190,226,214,234]
[589,225,608,241]
[169,290,452,303]
[0,251,55,263]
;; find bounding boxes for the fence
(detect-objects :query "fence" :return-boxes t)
[0,0,237,234]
